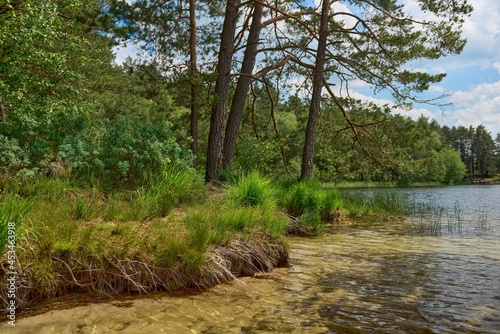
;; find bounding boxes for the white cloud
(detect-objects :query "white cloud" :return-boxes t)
[458,1,500,68]
[494,63,500,74]
[448,81,500,135]
[398,107,436,121]
[347,91,437,122]
[338,85,500,138]
[398,0,500,73]
[428,85,445,93]
[113,43,141,65]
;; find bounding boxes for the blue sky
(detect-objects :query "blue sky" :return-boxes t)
[360,0,500,138]
[115,0,500,138]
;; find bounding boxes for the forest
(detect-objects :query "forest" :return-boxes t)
[1,0,498,187]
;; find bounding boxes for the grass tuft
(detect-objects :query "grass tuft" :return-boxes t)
[0,192,32,256]
[279,179,342,224]
[135,165,205,219]
[225,171,277,213]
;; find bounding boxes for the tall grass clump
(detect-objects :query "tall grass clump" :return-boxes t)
[341,189,408,217]
[278,179,342,233]
[135,165,205,219]
[225,171,277,213]
[0,192,32,256]
[279,179,341,219]
[184,206,261,246]
[223,172,290,237]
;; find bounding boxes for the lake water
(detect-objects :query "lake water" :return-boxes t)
[2,185,500,333]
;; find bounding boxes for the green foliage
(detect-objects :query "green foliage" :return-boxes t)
[58,116,192,187]
[233,134,283,176]
[0,0,130,181]
[0,135,30,175]
[441,148,467,184]
[0,1,85,104]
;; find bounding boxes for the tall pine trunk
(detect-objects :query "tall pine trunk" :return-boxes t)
[222,2,263,171]
[205,0,240,183]
[0,95,6,124]
[189,0,199,167]
[301,0,330,179]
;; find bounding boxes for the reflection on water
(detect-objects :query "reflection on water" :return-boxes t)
[2,186,500,333]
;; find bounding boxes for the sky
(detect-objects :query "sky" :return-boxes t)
[114,0,500,139]
[354,0,500,138]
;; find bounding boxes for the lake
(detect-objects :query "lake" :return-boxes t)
[2,185,500,333]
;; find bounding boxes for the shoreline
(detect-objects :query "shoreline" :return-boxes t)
[0,231,289,321]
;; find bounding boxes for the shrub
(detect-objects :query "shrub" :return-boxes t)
[0,135,30,175]
[59,116,193,187]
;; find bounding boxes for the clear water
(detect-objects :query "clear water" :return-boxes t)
[2,185,500,333]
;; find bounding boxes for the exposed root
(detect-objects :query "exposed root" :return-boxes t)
[286,215,316,236]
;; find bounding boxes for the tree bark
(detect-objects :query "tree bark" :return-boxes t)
[205,0,240,183]
[222,2,263,171]
[189,0,199,167]
[300,0,330,180]
[0,95,6,124]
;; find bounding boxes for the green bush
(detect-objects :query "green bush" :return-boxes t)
[0,135,30,175]
[232,135,283,176]
[59,116,192,187]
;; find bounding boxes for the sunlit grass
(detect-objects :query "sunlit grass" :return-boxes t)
[0,192,33,256]
[225,171,277,213]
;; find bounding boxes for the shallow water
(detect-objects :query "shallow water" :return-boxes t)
[2,185,500,333]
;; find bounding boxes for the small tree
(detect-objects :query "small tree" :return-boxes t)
[442,148,467,185]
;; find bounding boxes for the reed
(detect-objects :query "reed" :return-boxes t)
[407,199,493,236]
[340,189,409,219]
